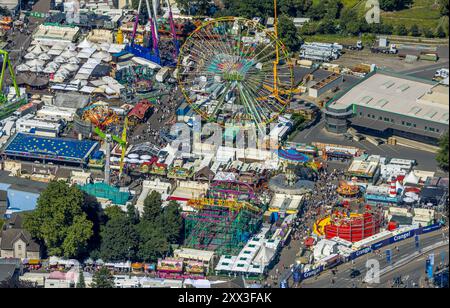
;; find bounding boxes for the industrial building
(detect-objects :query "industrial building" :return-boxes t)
[324,70,449,145]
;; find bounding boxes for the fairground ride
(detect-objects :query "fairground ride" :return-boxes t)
[125,0,180,66]
[176,16,294,129]
[82,104,119,130]
[0,49,20,104]
[94,117,128,184]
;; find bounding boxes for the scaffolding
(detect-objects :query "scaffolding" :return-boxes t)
[184,200,262,256]
[78,183,130,205]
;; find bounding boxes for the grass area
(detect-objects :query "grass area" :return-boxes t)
[311,0,443,30]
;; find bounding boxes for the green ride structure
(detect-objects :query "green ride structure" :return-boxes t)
[0,49,27,119]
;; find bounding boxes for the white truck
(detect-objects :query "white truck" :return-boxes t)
[434,68,449,81]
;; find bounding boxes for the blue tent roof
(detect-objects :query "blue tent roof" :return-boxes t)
[278,148,310,163]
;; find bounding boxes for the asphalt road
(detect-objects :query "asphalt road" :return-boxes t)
[377,245,449,288]
[292,119,440,172]
[301,229,449,288]
[400,60,449,80]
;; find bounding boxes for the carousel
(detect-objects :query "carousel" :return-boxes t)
[336,180,362,200]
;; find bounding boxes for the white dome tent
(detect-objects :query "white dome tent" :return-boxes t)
[92,51,112,62]
[77,38,93,49]
[68,57,81,64]
[61,50,78,59]
[65,43,77,51]
[28,44,49,54]
[404,172,420,185]
[54,55,67,63]
[24,52,36,60]
[38,53,51,61]
[29,64,44,73]
[16,63,30,72]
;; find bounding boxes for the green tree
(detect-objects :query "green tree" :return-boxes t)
[24,181,94,258]
[279,0,313,17]
[395,24,408,36]
[437,132,449,172]
[142,191,163,223]
[410,24,421,37]
[92,267,115,288]
[439,0,449,16]
[278,15,303,52]
[176,0,215,16]
[161,201,183,244]
[436,26,447,38]
[423,27,435,38]
[127,203,139,225]
[76,270,86,288]
[99,208,139,262]
[379,0,413,11]
[137,221,170,262]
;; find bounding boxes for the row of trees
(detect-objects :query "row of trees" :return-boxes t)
[24,182,183,262]
[97,191,182,262]
[379,0,413,11]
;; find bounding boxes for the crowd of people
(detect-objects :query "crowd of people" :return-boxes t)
[130,88,181,148]
[264,167,345,287]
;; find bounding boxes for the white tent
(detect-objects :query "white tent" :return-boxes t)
[77,38,93,49]
[56,67,71,76]
[28,44,49,54]
[26,59,46,67]
[24,52,36,60]
[61,63,79,72]
[16,64,30,72]
[99,42,111,52]
[108,44,125,54]
[78,68,94,75]
[38,53,51,61]
[404,172,420,185]
[74,73,90,80]
[47,48,63,56]
[29,65,44,73]
[54,56,67,63]
[65,43,77,51]
[78,47,96,58]
[92,51,112,62]
[77,52,92,59]
[44,66,57,74]
[61,50,78,58]
[253,244,275,267]
[68,57,80,64]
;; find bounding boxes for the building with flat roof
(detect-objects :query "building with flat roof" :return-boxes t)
[0,171,49,213]
[324,70,449,145]
[3,133,99,167]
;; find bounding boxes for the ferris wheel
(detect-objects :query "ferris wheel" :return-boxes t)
[177,17,294,128]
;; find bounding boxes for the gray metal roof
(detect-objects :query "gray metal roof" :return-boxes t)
[0,171,49,193]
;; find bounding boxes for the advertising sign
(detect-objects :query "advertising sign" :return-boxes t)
[185,261,205,274]
[157,258,183,273]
